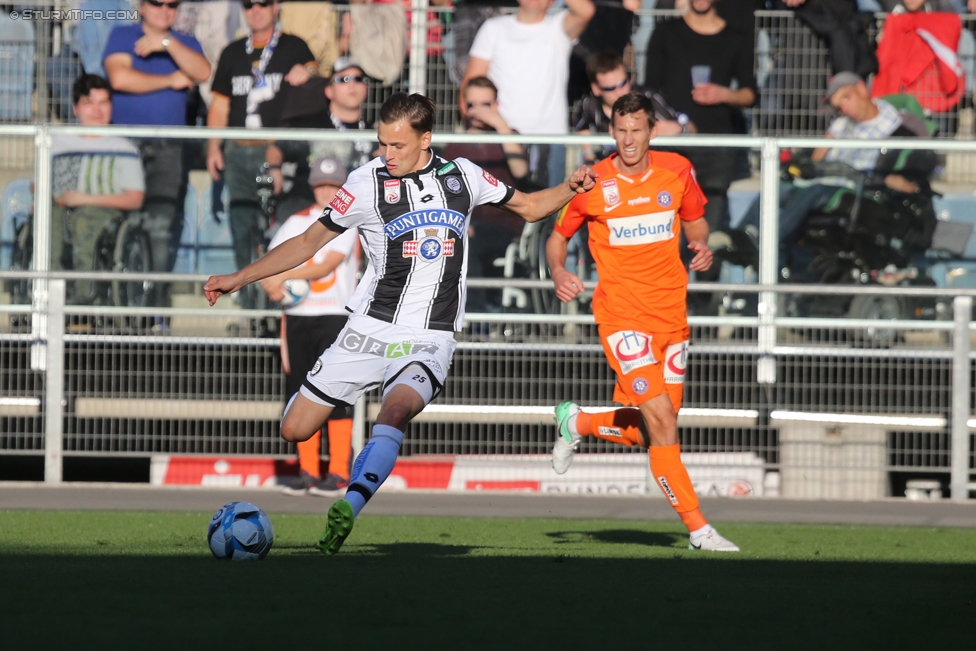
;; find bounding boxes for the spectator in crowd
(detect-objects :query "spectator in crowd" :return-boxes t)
[778,0,878,78]
[52,75,145,304]
[264,157,360,498]
[447,0,518,85]
[463,0,596,187]
[266,57,374,222]
[881,0,961,11]
[206,0,317,307]
[567,0,638,107]
[715,73,937,267]
[103,0,211,306]
[645,0,756,239]
[442,76,535,312]
[573,50,696,165]
[872,0,965,115]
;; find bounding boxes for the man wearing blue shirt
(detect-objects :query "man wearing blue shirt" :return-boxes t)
[103,0,211,307]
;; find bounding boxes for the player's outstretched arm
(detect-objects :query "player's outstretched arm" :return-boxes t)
[204,221,340,306]
[684,217,713,273]
[503,165,597,223]
[546,229,584,303]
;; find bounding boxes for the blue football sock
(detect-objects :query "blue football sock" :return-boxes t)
[344,424,404,518]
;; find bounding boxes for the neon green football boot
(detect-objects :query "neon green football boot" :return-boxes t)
[317,499,355,556]
[552,401,581,474]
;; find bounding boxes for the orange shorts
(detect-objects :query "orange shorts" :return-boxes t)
[598,325,691,409]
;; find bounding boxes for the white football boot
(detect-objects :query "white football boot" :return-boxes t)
[689,526,740,552]
[552,401,581,474]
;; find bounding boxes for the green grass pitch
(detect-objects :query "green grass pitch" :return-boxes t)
[1,510,974,650]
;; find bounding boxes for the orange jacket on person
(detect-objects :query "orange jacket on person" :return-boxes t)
[872,11,964,113]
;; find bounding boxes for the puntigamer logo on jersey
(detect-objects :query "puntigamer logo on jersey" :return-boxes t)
[384,209,465,239]
[607,211,675,246]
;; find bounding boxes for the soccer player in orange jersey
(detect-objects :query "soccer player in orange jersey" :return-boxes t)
[546,91,739,552]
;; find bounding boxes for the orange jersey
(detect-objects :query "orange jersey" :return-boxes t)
[556,152,706,331]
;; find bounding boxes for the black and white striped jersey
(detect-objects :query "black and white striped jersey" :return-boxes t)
[318,153,515,331]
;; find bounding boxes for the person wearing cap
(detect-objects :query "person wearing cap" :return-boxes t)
[207,0,318,309]
[714,72,936,268]
[265,57,375,222]
[261,156,360,497]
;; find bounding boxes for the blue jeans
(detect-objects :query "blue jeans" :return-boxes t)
[739,182,843,244]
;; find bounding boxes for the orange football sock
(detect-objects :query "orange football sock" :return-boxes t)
[575,409,643,447]
[648,444,707,532]
[297,430,321,479]
[327,418,353,479]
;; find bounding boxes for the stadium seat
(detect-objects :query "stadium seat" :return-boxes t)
[1,179,32,271]
[728,190,759,229]
[172,185,199,274]
[69,0,137,77]
[0,14,35,120]
[192,177,236,275]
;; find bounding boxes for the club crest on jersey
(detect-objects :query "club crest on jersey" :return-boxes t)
[329,188,355,215]
[383,179,401,204]
[482,169,498,186]
[657,190,672,207]
[404,228,455,262]
[384,209,465,239]
[601,179,620,206]
[607,330,656,374]
[444,176,463,194]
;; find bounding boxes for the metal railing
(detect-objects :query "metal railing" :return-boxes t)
[2,123,976,501]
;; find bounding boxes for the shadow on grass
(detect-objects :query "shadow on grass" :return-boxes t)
[546,528,686,548]
[278,541,487,556]
[1,547,972,651]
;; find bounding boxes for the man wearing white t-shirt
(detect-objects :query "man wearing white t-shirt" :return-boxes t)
[262,156,360,497]
[462,0,594,186]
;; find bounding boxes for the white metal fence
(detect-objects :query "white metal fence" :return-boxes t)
[3,124,976,502]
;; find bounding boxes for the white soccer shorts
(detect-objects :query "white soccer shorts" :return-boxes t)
[299,313,457,408]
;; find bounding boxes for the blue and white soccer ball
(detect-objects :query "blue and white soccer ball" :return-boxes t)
[279,278,310,307]
[207,501,275,560]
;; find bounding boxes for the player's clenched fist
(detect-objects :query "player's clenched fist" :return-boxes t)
[552,267,585,303]
[568,165,597,193]
[203,273,242,306]
[687,240,713,273]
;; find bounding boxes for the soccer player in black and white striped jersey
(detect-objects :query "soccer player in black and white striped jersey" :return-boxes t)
[204,92,597,554]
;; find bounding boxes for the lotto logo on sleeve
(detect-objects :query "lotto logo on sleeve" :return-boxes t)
[606,330,656,374]
[664,341,688,384]
[482,170,498,186]
[329,188,355,215]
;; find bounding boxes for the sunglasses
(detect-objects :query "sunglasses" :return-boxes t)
[597,76,630,93]
[241,0,273,8]
[333,74,367,84]
[465,101,492,110]
[146,0,180,8]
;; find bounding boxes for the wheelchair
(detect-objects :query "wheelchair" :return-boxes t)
[780,184,938,326]
[8,209,153,309]
[717,173,939,345]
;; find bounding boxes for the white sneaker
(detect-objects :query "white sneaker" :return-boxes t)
[552,401,581,474]
[689,527,740,552]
